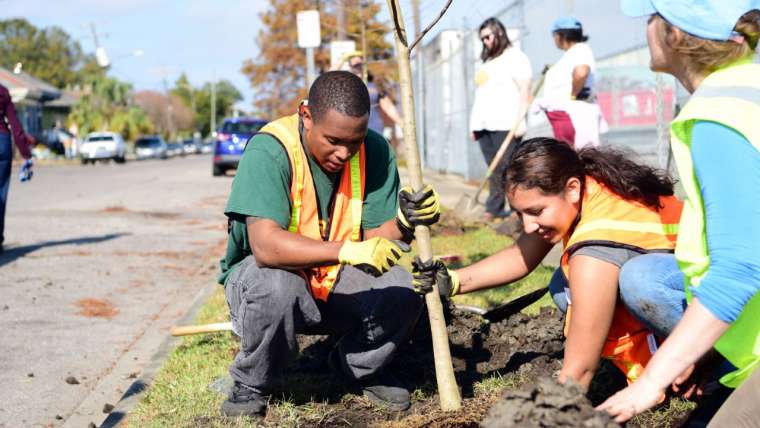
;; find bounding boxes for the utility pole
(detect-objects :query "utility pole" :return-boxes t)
[360,7,368,83]
[336,0,347,39]
[162,78,175,140]
[210,79,217,136]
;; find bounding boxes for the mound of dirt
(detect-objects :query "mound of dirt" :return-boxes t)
[445,306,565,384]
[482,377,619,428]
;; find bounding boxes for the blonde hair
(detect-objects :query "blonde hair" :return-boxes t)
[664,10,760,74]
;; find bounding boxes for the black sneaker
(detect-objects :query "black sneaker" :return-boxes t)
[220,381,268,418]
[328,349,411,411]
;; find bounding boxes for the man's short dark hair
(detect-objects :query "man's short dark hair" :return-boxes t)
[308,71,370,123]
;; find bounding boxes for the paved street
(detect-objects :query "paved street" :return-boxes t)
[0,155,232,427]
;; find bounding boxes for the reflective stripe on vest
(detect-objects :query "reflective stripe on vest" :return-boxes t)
[259,114,366,301]
[670,61,760,387]
[561,177,682,383]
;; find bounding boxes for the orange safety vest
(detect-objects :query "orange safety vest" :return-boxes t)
[258,113,367,301]
[561,177,682,383]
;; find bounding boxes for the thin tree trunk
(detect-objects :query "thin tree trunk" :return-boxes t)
[385,0,461,411]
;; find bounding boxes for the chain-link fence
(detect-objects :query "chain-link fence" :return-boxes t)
[412,0,678,180]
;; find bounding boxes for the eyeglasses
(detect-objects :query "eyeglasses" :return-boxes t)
[480,33,493,42]
[350,62,364,69]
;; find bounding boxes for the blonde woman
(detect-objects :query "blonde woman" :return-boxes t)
[599,1,760,425]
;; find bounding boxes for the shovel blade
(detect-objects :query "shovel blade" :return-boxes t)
[482,286,550,323]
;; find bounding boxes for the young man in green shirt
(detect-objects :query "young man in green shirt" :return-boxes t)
[219,71,440,417]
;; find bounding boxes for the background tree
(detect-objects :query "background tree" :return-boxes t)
[241,0,395,119]
[133,90,194,139]
[168,75,242,137]
[0,18,101,88]
[68,75,153,141]
[194,80,243,136]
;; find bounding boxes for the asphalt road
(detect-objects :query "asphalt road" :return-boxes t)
[0,155,233,427]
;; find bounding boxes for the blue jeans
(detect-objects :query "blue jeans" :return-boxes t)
[618,253,687,338]
[548,254,687,337]
[548,267,569,314]
[0,133,12,246]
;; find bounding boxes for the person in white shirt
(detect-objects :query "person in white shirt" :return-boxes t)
[540,16,606,148]
[469,17,533,221]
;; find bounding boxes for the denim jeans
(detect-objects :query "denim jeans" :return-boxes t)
[0,133,12,246]
[548,253,688,338]
[547,267,569,314]
[618,253,687,338]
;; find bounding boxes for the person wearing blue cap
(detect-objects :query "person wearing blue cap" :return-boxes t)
[539,16,607,149]
[545,16,595,103]
[597,1,760,425]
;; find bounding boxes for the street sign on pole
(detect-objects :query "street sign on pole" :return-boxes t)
[330,40,357,71]
[297,10,321,48]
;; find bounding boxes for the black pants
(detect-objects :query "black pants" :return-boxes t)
[475,130,522,217]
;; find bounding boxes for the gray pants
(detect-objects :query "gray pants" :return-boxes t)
[225,255,422,394]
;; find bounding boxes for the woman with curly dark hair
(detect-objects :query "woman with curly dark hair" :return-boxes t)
[413,137,682,390]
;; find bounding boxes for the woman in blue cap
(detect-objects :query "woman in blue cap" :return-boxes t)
[598,1,760,424]
[540,16,606,149]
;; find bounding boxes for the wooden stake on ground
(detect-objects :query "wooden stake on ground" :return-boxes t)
[385,0,461,411]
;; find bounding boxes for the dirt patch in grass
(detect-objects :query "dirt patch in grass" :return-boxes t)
[254,305,690,427]
[75,298,119,319]
[236,306,571,427]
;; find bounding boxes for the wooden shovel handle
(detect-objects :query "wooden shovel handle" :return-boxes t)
[170,322,232,336]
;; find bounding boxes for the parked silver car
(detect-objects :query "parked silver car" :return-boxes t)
[135,136,169,160]
[80,132,127,164]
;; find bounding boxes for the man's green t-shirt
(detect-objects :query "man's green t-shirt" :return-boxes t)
[218,127,400,285]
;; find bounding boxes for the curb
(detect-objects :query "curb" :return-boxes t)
[98,281,219,428]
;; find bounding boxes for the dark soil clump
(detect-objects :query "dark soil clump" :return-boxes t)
[482,377,619,428]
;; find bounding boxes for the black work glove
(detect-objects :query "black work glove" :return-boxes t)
[396,184,441,241]
[411,256,460,298]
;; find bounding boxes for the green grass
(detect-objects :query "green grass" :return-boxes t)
[127,223,690,427]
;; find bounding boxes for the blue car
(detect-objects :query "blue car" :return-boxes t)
[212,117,268,176]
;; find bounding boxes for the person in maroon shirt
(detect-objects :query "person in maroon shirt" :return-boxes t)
[0,82,33,252]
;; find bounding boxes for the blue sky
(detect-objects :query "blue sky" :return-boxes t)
[1,1,648,110]
[2,0,268,109]
[0,0,514,110]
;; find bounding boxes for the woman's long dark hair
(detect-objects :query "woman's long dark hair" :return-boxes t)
[479,17,511,62]
[506,138,675,209]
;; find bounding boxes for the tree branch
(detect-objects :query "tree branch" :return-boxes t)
[388,0,408,47]
[409,0,453,52]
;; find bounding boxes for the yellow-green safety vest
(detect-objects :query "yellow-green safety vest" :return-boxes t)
[670,59,760,388]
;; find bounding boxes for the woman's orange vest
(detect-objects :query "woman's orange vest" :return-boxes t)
[259,114,367,301]
[561,177,682,383]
